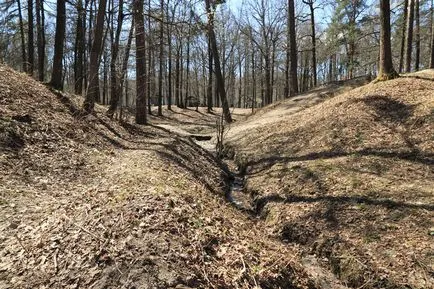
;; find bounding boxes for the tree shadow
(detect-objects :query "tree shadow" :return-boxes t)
[152,137,230,197]
[358,94,415,123]
[401,75,434,82]
[254,192,434,218]
[247,148,433,178]
[48,86,81,116]
[95,130,128,149]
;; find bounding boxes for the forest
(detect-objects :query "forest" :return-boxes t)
[1,0,433,288]
[1,0,434,121]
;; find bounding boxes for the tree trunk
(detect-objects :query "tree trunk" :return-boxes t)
[175,45,180,107]
[83,0,107,113]
[399,0,408,73]
[328,55,333,82]
[237,55,242,108]
[74,0,85,94]
[27,0,34,76]
[167,10,172,110]
[125,70,129,107]
[288,0,298,96]
[50,0,66,90]
[205,0,232,122]
[214,71,219,107]
[251,46,256,111]
[201,50,207,107]
[264,55,271,105]
[243,44,249,108]
[147,0,153,114]
[118,20,134,107]
[309,1,316,86]
[404,0,414,73]
[284,38,289,97]
[107,0,124,117]
[430,0,434,68]
[207,38,213,112]
[185,27,191,108]
[134,0,147,124]
[179,43,184,108]
[415,0,420,71]
[85,0,94,87]
[302,0,317,86]
[157,0,164,116]
[377,0,399,80]
[17,0,27,73]
[102,50,108,104]
[149,49,156,114]
[35,0,44,81]
[260,57,264,106]
[271,40,276,101]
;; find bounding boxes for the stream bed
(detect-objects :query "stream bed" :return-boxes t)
[190,134,255,212]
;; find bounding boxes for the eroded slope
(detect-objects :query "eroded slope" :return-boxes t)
[0,66,319,288]
[228,73,434,288]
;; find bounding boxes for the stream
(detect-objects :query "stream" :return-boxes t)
[164,125,351,288]
[190,134,254,212]
[224,159,254,212]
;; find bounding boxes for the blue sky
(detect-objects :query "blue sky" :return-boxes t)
[227,0,243,11]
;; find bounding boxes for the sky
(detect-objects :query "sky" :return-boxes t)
[227,0,243,11]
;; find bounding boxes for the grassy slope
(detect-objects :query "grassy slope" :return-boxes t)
[227,73,434,288]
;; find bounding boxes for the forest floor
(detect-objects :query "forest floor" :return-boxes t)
[223,72,434,288]
[0,65,433,289]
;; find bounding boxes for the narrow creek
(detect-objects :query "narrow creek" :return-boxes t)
[224,159,255,213]
[190,131,351,289]
[190,134,255,213]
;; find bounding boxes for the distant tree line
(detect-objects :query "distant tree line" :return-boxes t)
[0,0,432,123]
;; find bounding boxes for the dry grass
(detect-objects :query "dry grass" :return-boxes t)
[2,64,432,288]
[227,72,434,288]
[0,65,318,288]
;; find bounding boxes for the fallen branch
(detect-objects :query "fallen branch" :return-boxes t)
[62,214,104,242]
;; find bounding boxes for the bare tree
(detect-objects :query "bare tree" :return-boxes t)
[415,0,420,71]
[205,0,232,123]
[74,0,86,95]
[404,0,414,73]
[83,0,107,113]
[35,0,44,81]
[302,0,317,87]
[27,0,34,75]
[399,0,408,73]
[119,19,134,107]
[239,0,283,105]
[50,0,66,90]
[134,0,147,124]
[16,0,27,72]
[430,0,434,68]
[287,0,298,97]
[157,0,164,116]
[207,37,213,112]
[107,0,125,117]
